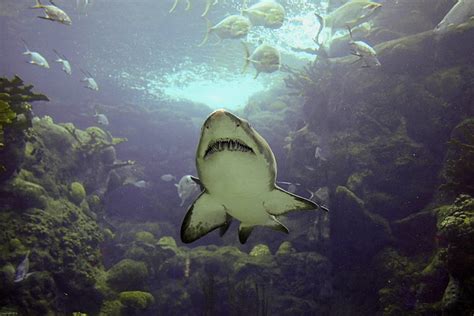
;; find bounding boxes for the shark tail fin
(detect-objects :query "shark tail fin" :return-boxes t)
[242,41,250,73]
[169,0,180,13]
[238,224,253,244]
[180,192,227,243]
[264,186,320,216]
[198,17,212,47]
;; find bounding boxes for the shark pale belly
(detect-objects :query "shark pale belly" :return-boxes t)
[181,109,327,244]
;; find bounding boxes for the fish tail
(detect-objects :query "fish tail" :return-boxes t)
[169,0,179,13]
[31,0,43,8]
[241,41,250,73]
[185,0,191,11]
[21,38,30,53]
[198,17,212,47]
[319,204,330,212]
[314,13,325,45]
[201,0,210,17]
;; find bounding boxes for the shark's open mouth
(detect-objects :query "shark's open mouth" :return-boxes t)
[204,138,255,159]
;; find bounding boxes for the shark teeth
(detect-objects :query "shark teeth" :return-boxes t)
[204,138,255,159]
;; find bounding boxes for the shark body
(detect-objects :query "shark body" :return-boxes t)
[181,109,327,244]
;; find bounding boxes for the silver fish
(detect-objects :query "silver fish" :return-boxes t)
[22,40,49,69]
[31,0,72,25]
[175,175,201,206]
[53,49,71,75]
[14,251,34,283]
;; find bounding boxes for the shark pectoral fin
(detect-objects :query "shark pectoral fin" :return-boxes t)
[180,192,227,243]
[219,214,233,237]
[264,187,319,216]
[266,215,289,234]
[238,224,254,244]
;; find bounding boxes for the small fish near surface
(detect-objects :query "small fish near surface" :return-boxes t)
[21,39,49,69]
[161,174,176,182]
[132,180,150,189]
[175,175,201,206]
[124,178,151,189]
[347,26,381,68]
[242,0,286,29]
[180,109,328,244]
[31,0,72,25]
[14,251,34,283]
[53,49,71,75]
[80,69,99,91]
[94,112,109,126]
[198,15,252,46]
[434,0,474,35]
[242,41,281,79]
[317,1,381,37]
[169,0,217,17]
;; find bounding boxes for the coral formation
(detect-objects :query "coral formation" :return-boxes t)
[106,259,149,291]
[69,182,86,205]
[119,291,155,310]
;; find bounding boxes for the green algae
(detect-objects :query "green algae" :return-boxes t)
[106,259,148,292]
[249,244,272,257]
[69,182,86,205]
[119,291,155,310]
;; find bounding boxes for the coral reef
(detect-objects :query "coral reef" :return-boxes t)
[119,291,155,311]
[279,15,474,316]
[106,259,148,292]
[0,76,48,181]
[0,78,133,314]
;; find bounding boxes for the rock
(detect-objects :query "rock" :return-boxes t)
[119,291,155,310]
[69,182,86,205]
[10,177,48,209]
[331,186,392,264]
[99,300,123,316]
[134,231,156,244]
[392,210,437,255]
[275,241,295,256]
[249,244,271,257]
[107,259,148,292]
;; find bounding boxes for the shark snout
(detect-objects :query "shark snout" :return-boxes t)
[210,109,227,120]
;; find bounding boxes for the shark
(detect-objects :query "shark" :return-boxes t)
[181,109,328,244]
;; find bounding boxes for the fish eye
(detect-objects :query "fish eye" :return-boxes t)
[236,123,240,127]
[206,125,209,129]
